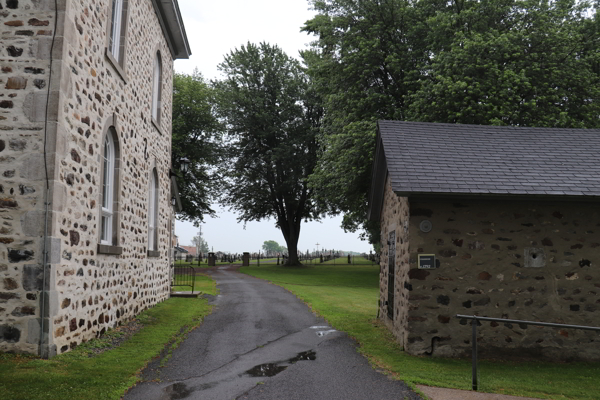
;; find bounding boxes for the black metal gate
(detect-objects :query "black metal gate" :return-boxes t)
[387,231,395,319]
[171,264,195,294]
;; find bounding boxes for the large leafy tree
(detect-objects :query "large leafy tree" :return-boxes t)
[191,235,209,253]
[408,0,600,127]
[172,71,224,224]
[303,0,600,246]
[262,240,286,256]
[215,42,324,266]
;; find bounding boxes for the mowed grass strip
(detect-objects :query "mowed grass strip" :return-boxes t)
[240,264,600,400]
[0,275,216,400]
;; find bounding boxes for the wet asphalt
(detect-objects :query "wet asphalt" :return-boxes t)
[124,266,421,400]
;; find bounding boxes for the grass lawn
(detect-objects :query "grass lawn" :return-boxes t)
[240,264,600,400]
[0,275,217,400]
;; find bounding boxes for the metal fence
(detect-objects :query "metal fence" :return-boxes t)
[456,314,600,391]
[171,264,196,294]
[172,251,379,266]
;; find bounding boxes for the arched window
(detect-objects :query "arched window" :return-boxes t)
[151,52,162,124]
[148,168,159,251]
[101,131,116,245]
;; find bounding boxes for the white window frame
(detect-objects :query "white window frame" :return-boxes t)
[109,0,124,61]
[148,169,159,251]
[101,134,115,245]
[152,52,162,123]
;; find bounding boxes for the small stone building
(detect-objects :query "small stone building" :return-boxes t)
[368,120,600,361]
[0,0,190,357]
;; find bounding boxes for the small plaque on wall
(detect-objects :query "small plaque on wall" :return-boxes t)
[418,254,436,269]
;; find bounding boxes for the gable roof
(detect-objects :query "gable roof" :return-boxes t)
[368,120,600,221]
[152,0,191,59]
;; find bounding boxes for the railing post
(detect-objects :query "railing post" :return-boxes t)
[472,317,478,391]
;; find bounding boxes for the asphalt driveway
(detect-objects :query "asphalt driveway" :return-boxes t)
[124,266,420,400]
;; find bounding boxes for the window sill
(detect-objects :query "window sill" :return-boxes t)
[105,48,128,84]
[97,244,123,255]
[147,250,160,258]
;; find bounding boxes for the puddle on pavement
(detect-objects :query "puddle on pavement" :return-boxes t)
[164,381,217,399]
[245,363,288,377]
[310,325,330,329]
[165,382,193,400]
[316,329,337,337]
[289,350,316,363]
[244,350,317,378]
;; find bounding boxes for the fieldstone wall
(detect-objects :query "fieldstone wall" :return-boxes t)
[378,177,410,347]
[1,0,176,356]
[405,198,600,361]
[0,0,62,355]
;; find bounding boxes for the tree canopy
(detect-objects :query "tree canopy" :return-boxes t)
[191,235,210,253]
[214,42,324,266]
[262,240,287,255]
[302,0,600,246]
[172,71,224,224]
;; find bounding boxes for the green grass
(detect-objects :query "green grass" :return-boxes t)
[172,271,216,293]
[0,275,217,400]
[240,264,600,400]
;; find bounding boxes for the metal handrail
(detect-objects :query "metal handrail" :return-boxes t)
[455,314,600,391]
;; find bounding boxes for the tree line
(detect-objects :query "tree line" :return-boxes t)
[172,0,599,264]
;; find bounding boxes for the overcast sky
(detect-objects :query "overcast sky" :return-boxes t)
[172,0,373,255]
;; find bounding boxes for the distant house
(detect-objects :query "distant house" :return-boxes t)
[368,121,600,361]
[180,246,197,256]
[0,0,190,357]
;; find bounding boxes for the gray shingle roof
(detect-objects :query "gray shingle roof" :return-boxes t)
[378,120,600,197]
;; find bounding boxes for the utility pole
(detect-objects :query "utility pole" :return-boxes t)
[197,224,203,254]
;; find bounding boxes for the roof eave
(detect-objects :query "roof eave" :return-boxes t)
[152,0,191,60]
[394,190,600,203]
[367,123,388,222]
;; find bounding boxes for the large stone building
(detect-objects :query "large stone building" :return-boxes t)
[0,0,190,357]
[369,120,600,361]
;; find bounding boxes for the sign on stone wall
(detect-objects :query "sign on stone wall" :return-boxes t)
[418,254,436,269]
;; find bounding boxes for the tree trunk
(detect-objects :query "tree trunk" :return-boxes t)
[279,218,301,266]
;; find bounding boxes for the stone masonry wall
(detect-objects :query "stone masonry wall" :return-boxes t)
[1,0,176,356]
[405,198,600,361]
[0,0,62,355]
[378,177,410,347]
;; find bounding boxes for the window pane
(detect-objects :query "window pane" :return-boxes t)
[101,216,108,242]
[149,171,157,250]
[152,54,161,121]
[110,0,123,59]
[102,137,112,209]
[101,133,115,245]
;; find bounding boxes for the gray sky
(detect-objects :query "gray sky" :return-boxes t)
[173,0,373,255]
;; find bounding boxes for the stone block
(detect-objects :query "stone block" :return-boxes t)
[524,248,546,268]
[21,210,45,237]
[19,153,45,180]
[26,318,41,344]
[23,92,46,122]
[22,264,45,291]
[5,77,27,90]
[45,237,61,264]
[0,325,21,343]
